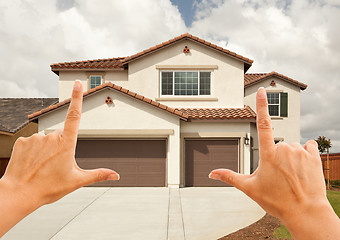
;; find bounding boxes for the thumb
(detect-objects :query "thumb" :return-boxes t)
[209,168,249,192]
[78,168,120,187]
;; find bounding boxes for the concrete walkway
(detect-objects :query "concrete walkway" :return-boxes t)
[3,187,265,240]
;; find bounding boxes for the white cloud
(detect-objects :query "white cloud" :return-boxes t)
[0,0,186,98]
[190,0,340,152]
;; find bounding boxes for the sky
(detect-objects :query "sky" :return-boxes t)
[0,0,339,152]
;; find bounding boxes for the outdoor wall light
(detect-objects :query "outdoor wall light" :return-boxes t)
[245,133,250,145]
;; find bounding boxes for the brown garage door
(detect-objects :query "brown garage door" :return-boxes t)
[75,139,166,187]
[185,139,239,187]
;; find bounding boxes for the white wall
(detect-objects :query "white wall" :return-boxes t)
[128,39,245,108]
[58,39,245,107]
[58,70,128,101]
[244,78,302,144]
[39,88,181,187]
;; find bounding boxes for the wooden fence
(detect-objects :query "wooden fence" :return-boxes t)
[321,153,340,180]
[0,158,10,178]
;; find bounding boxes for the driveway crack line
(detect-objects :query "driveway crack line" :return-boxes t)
[166,188,170,240]
[179,189,186,240]
[49,187,111,240]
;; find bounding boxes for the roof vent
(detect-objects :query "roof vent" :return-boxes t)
[183,46,190,53]
[105,96,113,104]
[270,80,276,86]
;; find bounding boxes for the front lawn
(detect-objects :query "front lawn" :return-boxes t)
[273,190,340,239]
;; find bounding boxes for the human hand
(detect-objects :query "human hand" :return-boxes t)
[209,87,340,239]
[1,80,119,206]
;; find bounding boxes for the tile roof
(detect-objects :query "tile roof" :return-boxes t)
[50,57,125,75]
[28,82,189,121]
[28,83,257,122]
[121,33,253,71]
[245,71,307,90]
[0,98,58,134]
[176,106,256,120]
[50,33,254,75]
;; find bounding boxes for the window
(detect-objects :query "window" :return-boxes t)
[267,92,280,116]
[90,76,102,89]
[161,71,211,96]
[267,92,288,117]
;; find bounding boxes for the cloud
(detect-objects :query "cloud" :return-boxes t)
[0,0,186,98]
[190,0,340,152]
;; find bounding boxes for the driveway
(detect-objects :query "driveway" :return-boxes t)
[3,187,265,240]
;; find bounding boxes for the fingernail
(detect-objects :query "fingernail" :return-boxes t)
[74,80,81,90]
[257,87,266,99]
[107,173,120,181]
[209,172,221,180]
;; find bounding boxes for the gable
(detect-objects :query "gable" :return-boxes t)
[37,88,181,132]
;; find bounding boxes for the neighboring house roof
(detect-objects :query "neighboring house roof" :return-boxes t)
[28,83,256,122]
[245,71,307,90]
[50,33,254,75]
[0,98,58,134]
[177,106,256,120]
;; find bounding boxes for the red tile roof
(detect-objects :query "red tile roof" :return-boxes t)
[121,33,253,71]
[245,71,307,90]
[51,57,125,75]
[177,106,256,120]
[28,83,257,121]
[50,33,254,75]
[28,82,189,121]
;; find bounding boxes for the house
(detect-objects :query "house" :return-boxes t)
[0,98,58,177]
[26,33,307,188]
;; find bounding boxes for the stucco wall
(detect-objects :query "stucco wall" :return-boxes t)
[128,39,245,108]
[0,123,38,158]
[244,78,301,144]
[58,39,245,107]
[59,70,128,101]
[38,88,181,187]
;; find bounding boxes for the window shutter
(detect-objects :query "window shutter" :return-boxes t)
[280,92,288,117]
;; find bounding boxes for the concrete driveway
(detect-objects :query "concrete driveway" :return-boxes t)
[3,187,265,240]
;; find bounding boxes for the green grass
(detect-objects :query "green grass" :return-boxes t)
[273,190,340,239]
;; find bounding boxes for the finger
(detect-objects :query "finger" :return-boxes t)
[304,140,320,157]
[256,87,275,154]
[63,81,83,147]
[209,168,249,192]
[77,168,120,187]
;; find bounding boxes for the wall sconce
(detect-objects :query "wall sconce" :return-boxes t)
[244,133,250,145]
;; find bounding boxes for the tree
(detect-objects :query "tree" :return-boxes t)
[315,136,332,154]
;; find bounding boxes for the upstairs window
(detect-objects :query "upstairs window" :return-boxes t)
[90,75,102,89]
[161,71,211,96]
[267,92,288,117]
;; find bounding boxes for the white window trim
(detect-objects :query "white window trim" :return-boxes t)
[267,92,280,117]
[159,70,212,97]
[89,75,103,89]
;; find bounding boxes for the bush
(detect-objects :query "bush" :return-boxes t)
[331,180,340,187]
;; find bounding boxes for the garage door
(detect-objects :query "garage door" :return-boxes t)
[185,139,239,187]
[75,139,166,187]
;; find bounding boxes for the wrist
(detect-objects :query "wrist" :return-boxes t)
[0,177,42,215]
[282,199,340,240]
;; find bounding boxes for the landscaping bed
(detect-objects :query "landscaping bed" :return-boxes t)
[219,213,286,240]
[220,189,340,240]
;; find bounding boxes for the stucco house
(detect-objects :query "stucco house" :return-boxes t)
[26,33,307,188]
